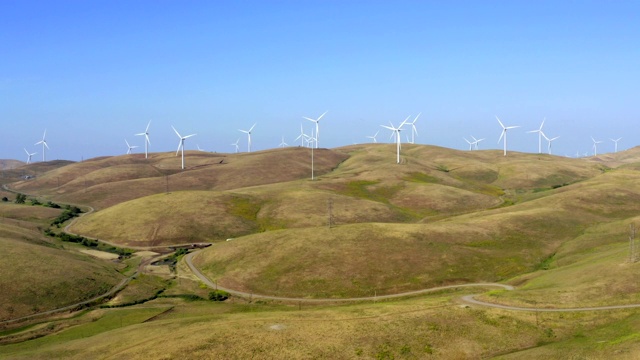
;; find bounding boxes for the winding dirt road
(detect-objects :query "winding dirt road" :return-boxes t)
[185,251,640,312]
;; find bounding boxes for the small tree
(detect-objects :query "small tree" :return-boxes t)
[14,193,26,204]
[1,197,8,202]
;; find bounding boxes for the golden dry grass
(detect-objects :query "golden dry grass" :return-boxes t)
[0,234,123,322]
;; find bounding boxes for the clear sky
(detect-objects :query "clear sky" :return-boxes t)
[2,1,639,162]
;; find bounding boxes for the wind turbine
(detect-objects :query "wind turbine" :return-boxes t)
[197,144,205,152]
[172,125,196,170]
[135,121,151,159]
[591,137,603,156]
[294,125,306,147]
[24,148,36,164]
[302,111,327,149]
[366,130,379,143]
[406,113,420,144]
[610,137,622,153]
[496,116,520,156]
[238,123,256,152]
[35,130,49,162]
[463,138,473,151]
[381,116,409,164]
[125,139,138,154]
[527,118,546,153]
[231,138,240,153]
[542,133,560,155]
[471,135,485,150]
[279,136,288,148]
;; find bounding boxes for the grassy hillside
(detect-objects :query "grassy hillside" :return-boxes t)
[11,148,348,209]
[0,236,123,322]
[1,294,638,359]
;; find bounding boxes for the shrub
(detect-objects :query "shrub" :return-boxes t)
[208,290,229,301]
[14,193,26,204]
[30,199,42,206]
[1,197,8,202]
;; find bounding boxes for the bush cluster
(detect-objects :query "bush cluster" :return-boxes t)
[51,206,83,226]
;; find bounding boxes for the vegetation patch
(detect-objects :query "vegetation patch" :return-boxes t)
[404,172,440,184]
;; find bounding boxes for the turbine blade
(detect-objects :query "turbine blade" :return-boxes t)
[498,130,505,143]
[171,125,181,138]
[145,120,151,132]
[249,123,256,132]
[317,111,328,121]
[184,134,196,139]
[176,140,182,155]
[303,117,316,122]
[495,116,505,129]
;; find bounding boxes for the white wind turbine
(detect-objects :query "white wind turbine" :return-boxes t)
[24,148,36,164]
[496,116,520,156]
[197,144,205,152]
[463,138,473,151]
[591,137,602,156]
[471,135,485,150]
[542,133,560,155]
[239,123,256,152]
[367,130,379,143]
[406,113,420,144]
[302,111,327,149]
[135,121,151,159]
[279,136,288,148]
[294,125,306,147]
[35,130,49,162]
[381,116,409,164]
[610,137,622,153]
[527,118,546,153]
[125,139,138,154]
[231,138,240,153]
[172,125,196,170]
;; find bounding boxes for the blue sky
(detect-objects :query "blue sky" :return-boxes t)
[2,1,639,162]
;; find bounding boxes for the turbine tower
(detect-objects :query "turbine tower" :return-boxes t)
[24,148,36,164]
[238,123,256,152]
[367,130,379,143]
[135,121,151,159]
[611,137,622,153]
[172,125,196,170]
[496,116,520,156]
[591,137,602,156]
[527,118,546,153]
[381,116,409,164]
[302,111,327,149]
[35,130,49,162]
[125,139,138,154]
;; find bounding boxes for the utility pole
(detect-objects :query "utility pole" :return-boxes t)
[328,198,334,228]
[630,224,637,263]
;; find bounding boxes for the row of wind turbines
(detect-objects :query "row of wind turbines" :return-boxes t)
[23,113,625,168]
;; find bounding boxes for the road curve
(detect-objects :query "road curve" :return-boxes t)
[184,251,512,303]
